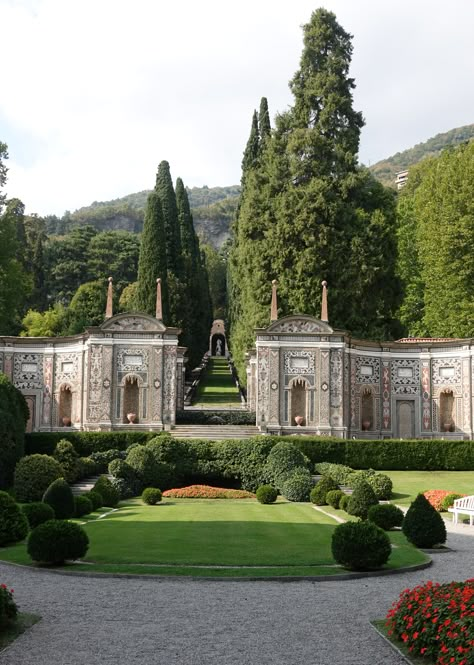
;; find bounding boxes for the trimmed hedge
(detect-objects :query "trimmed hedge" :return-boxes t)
[0,491,29,546]
[93,476,119,508]
[367,503,404,530]
[14,454,65,503]
[25,431,156,456]
[256,485,278,504]
[0,373,29,489]
[142,488,162,505]
[74,495,93,517]
[403,494,447,548]
[21,501,55,529]
[27,519,89,564]
[43,478,75,519]
[331,521,392,570]
[281,470,313,502]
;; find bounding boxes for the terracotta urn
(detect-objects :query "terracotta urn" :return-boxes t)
[361,419,371,431]
[127,412,137,424]
[62,416,72,427]
[294,415,304,427]
[443,422,452,433]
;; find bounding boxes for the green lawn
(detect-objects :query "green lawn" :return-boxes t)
[0,498,428,577]
[383,470,474,506]
[193,358,241,406]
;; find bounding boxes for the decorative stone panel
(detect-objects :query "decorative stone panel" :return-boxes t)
[355,356,380,384]
[163,346,177,423]
[117,348,149,372]
[421,361,431,431]
[284,350,315,375]
[391,359,420,395]
[151,347,163,422]
[42,355,53,425]
[13,353,44,390]
[319,350,330,426]
[382,361,391,429]
[257,347,269,423]
[432,358,461,386]
[55,352,80,387]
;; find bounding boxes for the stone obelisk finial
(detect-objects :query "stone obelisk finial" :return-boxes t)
[270,279,278,322]
[105,277,113,319]
[155,278,163,321]
[321,280,328,323]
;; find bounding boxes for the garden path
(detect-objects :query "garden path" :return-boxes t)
[1,520,473,665]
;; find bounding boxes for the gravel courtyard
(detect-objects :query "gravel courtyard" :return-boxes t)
[1,521,473,665]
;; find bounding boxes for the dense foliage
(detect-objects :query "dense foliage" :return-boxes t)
[93,475,120,508]
[14,454,64,503]
[331,521,392,570]
[0,583,17,628]
[402,494,447,548]
[281,470,313,502]
[27,519,89,564]
[367,504,404,531]
[386,580,474,665]
[0,491,29,546]
[74,495,93,517]
[21,501,55,529]
[0,373,29,488]
[42,478,75,519]
[310,476,339,506]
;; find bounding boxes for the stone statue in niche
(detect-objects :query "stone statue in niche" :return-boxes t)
[216,339,222,356]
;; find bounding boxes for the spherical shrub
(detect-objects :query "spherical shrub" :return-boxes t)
[78,457,99,479]
[84,490,103,511]
[74,495,93,517]
[326,489,344,509]
[367,503,404,530]
[142,487,162,505]
[27,519,89,564]
[331,521,392,571]
[0,491,29,546]
[42,478,75,519]
[21,501,55,529]
[14,454,64,503]
[53,440,80,483]
[90,449,127,473]
[108,458,135,481]
[281,470,313,502]
[346,469,374,489]
[256,485,278,504]
[93,476,119,508]
[339,495,350,512]
[110,477,137,500]
[402,494,447,548]
[347,480,378,520]
[440,493,463,511]
[264,442,309,489]
[366,474,393,500]
[310,476,339,506]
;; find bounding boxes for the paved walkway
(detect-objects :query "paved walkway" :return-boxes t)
[1,521,473,665]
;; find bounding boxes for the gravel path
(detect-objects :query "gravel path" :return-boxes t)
[1,521,473,665]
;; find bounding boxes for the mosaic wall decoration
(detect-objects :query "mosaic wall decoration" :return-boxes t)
[391,359,420,395]
[257,347,269,422]
[355,356,380,384]
[432,358,461,385]
[284,350,315,375]
[13,353,44,390]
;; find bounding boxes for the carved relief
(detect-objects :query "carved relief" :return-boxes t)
[13,353,44,390]
[87,345,103,422]
[462,358,470,430]
[163,346,177,421]
[42,356,53,425]
[350,356,357,428]
[152,348,163,422]
[0,353,3,373]
[355,356,380,384]
[432,358,461,386]
[421,361,431,431]
[382,361,391,429]
[284,350,315,375]
[257,347,269,422]
[268,349,280,424]
[3,353,12,379]
[330,349,343,409]
[117,348,149,372]
[55,352,80,387]
[319,350,330,425]
[391,359,420,395]
[271,319,329,333]
[105,317,157,331]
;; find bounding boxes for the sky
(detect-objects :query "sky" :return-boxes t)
[1,0,474,216]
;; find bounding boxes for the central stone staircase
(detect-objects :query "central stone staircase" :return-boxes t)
[170,425,259,440]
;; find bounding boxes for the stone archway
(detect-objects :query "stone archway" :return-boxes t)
[209,319,226,357]
[290,377,308,426]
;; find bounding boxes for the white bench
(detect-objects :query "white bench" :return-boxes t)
[448,495,474,525]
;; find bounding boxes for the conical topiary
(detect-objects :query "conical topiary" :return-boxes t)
[310,475,339,506]
[402,493,447,548]
[347,480,378,520]
[42,478,75,519]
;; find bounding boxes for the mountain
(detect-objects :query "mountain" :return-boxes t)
[368,123,474,187]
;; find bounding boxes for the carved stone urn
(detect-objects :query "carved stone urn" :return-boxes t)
[127,412,137,424]
[294,415,304,427]
[443,422,453,433]
[62,416,72,427]
[361,419,371,431]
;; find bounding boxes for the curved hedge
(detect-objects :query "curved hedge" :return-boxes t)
[0,373,29,489]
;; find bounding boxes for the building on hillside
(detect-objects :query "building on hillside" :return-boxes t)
[246,282,474,439]
[0,279,186,432]
[395,169,409,189]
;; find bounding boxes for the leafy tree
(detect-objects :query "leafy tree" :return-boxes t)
[21,303,68,337]
[136,191,169,320]
[119,281,138,312]
[66,280,108,334]
[87,230,139,293]
[0,141,8,212]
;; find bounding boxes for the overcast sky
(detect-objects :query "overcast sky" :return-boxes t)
[1,0,474,216]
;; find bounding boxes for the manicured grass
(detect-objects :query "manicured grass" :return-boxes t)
[383,470,474,506]
[193,358,241,406]
[0,613,41,651]
[0,499,428,577]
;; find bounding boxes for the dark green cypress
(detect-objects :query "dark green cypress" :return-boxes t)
[258,97,271,142]
[136,191,169,320]
[241,111,260,179]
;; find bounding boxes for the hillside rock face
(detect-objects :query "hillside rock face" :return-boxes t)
[194,217,231,248]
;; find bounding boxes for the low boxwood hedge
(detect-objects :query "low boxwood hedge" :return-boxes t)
[24,431,156,457]
[175,410,256,425]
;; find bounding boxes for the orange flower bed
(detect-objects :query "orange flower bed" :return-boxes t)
[423,490,465,512]
[163,485,256,499]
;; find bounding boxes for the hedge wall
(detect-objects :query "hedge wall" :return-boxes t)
[23,432,474,472]
[0,373,29,489]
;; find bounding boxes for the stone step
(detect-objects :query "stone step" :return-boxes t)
[70,474,112,495]
[170,425,259,440]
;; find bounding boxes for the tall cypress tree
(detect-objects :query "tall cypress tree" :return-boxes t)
[258,97,271,142]
[136,191,169,320]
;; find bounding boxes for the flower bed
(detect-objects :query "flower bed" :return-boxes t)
[424,490,465,512]
[163,485,255,499]
[0,584,17,628]
[385,579,474,665]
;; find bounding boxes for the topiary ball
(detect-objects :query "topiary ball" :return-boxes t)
[339,494,350,512]
[0,491,29,546]
[13,454,64,503]
[310,476,339,506]
[142,488,162,505]
[281,471,313,502]
[347,480,378,520]
[74,495,93,518]
[402,494,447,548]
[256,485,278,504]
[93,476,120,508]
[440,493,463,511]
[264,442,309,489]
[42,478,75,519]
[366,473,393,500]
[83,490,103,511]
[27,519,89,565]
[326,489,344,509]
[21,501,55,529]
[331,521,392,571]
[367,503,404,530]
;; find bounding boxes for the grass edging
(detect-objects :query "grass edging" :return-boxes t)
[0,556,432,582]
[0,613,41,653]
[371,619,426,665]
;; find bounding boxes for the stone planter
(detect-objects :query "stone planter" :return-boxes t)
[127,412,137,424]
[62,416,72,427]
[294,415,304,427]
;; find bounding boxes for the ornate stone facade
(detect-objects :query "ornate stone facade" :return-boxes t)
[252,315,474,439]
[0,313,185,432]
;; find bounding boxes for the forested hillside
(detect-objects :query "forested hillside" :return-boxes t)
[368,124,474,187]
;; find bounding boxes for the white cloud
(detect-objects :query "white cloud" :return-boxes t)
[2,0,474,214]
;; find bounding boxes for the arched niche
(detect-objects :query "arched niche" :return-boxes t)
[440,389,455,432]
[122,374,141,424]
[361,387,374,431]
[211,333,226,357]
[58,384,73,426]
[290,377,309,426]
